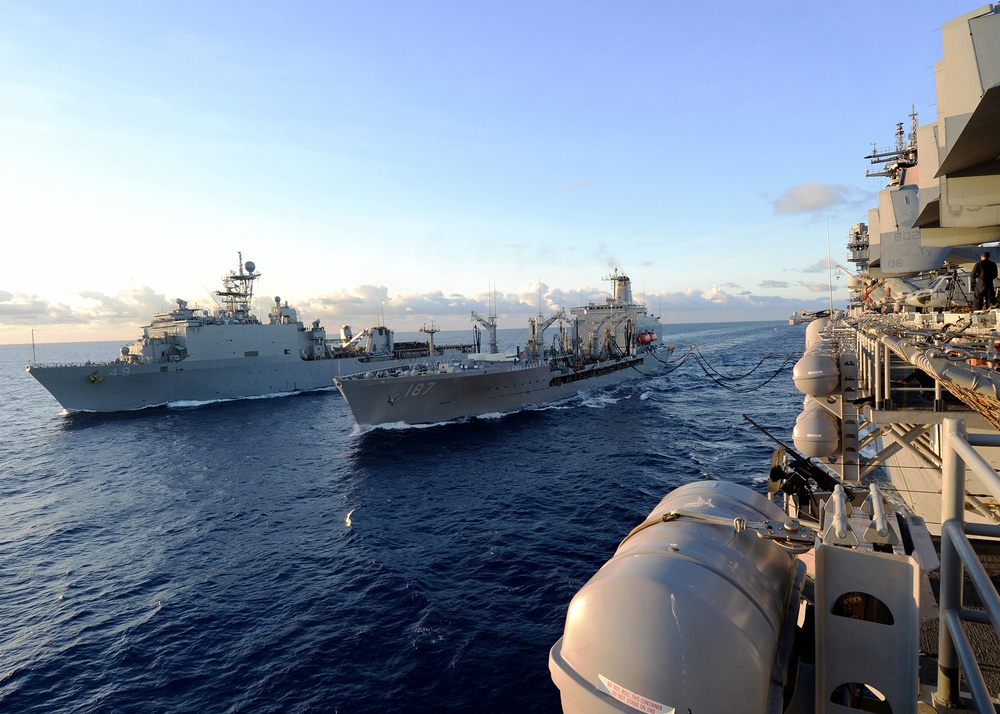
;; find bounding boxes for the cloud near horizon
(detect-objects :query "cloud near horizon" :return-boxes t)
[0,281,840,345]
[0,290,87,326]
[77,286,174,319]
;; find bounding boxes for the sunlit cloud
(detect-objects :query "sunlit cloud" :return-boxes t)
[800,257,837,273]
[651,287,834,323]
[701,285,734,303]
[770,182,866,215]
[0,290,81,325]
[77,286,173,319]
[3,278,845,344]
[799,280,845,293]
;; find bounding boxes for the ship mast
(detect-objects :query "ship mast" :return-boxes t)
[419,322,439,359]
[864,106,918,184]
[216,252,261,320]
[471,282,499,354]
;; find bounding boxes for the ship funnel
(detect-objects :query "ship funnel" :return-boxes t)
[605,269,633,304]
[615,274,632,303]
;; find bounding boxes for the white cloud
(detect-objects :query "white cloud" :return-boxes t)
[800,257,836,274]
[76,286,173,319]
[771,182,866,215]
[701,285,735,303]
[800,280,845,293]
[2,278,847,345]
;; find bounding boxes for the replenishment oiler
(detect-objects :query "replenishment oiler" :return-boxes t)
[550,6,1000,713]
[334,269,674,427]
[26,255,472,413]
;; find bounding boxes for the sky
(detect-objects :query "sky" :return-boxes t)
[0,0,983,345]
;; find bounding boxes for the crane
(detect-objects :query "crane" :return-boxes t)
[470,310,498,354]
[527,309,564,362]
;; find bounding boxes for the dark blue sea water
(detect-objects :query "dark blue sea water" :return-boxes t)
[1,321,805,713]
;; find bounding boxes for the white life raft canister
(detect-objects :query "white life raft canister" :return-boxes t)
[549,480,800,713]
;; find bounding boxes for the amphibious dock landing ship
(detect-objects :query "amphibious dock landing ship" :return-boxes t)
[27,255,472,412]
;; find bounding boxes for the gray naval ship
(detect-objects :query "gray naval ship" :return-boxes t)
[551,6,1000,712]
[27,255,472,413]
[334,269,675,427]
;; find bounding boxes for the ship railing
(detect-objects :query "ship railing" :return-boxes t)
[936,418,1000,710]
[29,359,123,368]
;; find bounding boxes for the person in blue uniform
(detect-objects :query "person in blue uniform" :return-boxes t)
[971,251,998,310]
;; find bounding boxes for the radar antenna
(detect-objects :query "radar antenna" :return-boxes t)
[215,252,261,321]
[864,106,918,183]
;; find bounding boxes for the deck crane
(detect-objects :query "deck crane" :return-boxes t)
[470,310,498,355]
[528,309,565,362]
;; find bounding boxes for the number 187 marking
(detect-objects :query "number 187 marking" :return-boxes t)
[404,382,435,398]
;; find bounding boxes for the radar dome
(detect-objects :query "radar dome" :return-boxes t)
[245,261,256,273]
[274,296,281,304]
[121,346,130,356]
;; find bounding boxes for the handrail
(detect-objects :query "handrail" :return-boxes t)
[935,418,1000,710]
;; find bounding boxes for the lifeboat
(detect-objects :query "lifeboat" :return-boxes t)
[550,481,801,713]
[637,331,657,345]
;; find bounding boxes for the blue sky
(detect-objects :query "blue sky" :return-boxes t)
[0,0,980,343]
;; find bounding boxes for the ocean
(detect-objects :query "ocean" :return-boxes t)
[1,320,805,713]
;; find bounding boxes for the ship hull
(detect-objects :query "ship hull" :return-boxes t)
[26,353,443,413]
[335,347,672,427]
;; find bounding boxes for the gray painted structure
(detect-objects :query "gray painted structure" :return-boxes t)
[335,269,674,427]
[27,255,471,412]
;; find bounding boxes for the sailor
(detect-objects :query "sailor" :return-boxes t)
[971,251,998,310]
